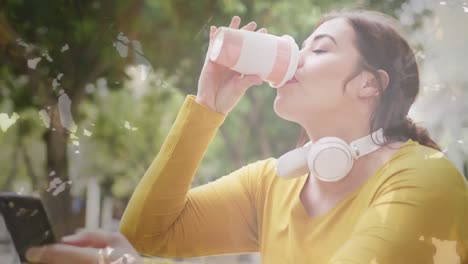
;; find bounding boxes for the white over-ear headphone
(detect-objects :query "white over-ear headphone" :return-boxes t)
[276,128,385,182]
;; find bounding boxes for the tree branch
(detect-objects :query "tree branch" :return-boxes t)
[3,132,20,190]
[20,140,39,189]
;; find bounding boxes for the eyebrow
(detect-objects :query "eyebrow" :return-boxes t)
[301,34,338,48]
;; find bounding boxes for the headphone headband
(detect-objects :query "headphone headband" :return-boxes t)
[276,128,386,181]
[349,128,385,159]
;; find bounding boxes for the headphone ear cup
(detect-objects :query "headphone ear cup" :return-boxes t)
[307,137,355,182]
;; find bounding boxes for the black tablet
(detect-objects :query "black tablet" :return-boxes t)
[0,193,56,263]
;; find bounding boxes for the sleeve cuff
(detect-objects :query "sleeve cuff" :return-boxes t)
[183,95,227,129]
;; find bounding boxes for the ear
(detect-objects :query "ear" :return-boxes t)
[358,69,389,99]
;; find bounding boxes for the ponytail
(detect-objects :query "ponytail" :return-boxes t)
[401,117,442,151]
[382,116,442,151]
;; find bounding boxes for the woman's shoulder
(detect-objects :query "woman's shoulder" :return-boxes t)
[377,139,467,194]
[236,157,278,186]
[242,157,300,191]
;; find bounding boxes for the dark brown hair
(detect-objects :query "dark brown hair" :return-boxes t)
[296,9,442,151]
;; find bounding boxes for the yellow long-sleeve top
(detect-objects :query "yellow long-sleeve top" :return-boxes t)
[119,95,468,263]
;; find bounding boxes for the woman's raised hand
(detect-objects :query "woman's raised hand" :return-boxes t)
[197,16,268,115]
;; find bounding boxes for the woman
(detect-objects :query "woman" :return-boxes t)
[26,9,467,264]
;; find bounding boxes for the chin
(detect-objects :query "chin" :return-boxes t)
[273,96,297,122]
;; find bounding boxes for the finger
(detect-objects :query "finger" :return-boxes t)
[229,16,241,29]
[229,74,263,98]
[244,74,264,85]
[235,74,263,87]
[26,244,98,264]
[257,27,268,34]
[209,25,217,39]
[61,229,122,248]
[241,21,257,31]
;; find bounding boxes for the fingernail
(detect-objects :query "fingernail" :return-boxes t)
[26,247,41,262]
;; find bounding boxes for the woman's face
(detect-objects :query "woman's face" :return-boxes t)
[274,18,364,124]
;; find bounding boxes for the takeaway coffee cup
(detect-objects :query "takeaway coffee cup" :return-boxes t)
[209,27,299,88]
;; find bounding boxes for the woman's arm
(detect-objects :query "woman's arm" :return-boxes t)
[329,158,468,263]
[119,95,264,258]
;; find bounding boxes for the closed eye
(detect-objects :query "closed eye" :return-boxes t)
[313,49,326,54]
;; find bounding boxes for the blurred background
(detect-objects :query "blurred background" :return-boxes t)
[0,0,467,263]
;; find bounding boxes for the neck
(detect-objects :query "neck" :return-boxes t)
[301,104,373,144]
[304,121,372,146]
